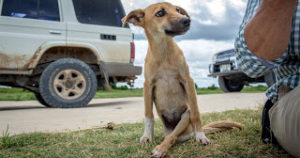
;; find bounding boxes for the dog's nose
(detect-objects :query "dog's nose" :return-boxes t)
[181,18,191,27]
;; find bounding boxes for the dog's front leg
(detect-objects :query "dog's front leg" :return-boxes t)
[151,110,190,158]
[178,62,210,145]
[185,77,210,144]
[140,81,155,143]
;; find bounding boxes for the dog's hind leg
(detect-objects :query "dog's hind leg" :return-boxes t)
[164,127,173,137]
[163,126,193,143]
[176,125,193,142]
[151,110,190,158]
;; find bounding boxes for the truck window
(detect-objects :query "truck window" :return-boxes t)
[72,0,128,28]
[1,0,60,21]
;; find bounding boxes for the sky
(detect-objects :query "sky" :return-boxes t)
[121,0,248,88]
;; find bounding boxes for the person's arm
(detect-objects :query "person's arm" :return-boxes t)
[244,0,297,61]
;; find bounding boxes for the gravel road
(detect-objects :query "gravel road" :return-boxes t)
[0,93,267,136]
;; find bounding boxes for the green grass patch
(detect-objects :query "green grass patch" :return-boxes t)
[94,89,143,98]
[242,85,268,92]
[0,88,36,101]
[0,85,267,101]
[0,109,289,157]
[196,87,223,94]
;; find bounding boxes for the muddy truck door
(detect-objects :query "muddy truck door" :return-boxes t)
[0,0,66,70]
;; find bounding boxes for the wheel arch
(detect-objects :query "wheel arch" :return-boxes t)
[27,42,104,69]
[27,42,111,91]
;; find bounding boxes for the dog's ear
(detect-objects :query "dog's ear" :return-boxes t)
[176,6,190,18]
[122,9,145,27]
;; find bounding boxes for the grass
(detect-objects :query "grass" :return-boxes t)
[242,85,268,93]
[0,109,290,158]
[1,125,10,149]
[0,85,267,101]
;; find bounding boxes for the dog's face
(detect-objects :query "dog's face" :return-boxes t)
[122,2,190,37]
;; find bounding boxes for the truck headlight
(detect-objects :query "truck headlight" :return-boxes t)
[212,54,218,62]
[230,56,238,70]
[209,64,213,73]
[230,56,236,61]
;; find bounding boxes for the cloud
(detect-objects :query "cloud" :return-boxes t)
[121,0,247,41]
[177,1,247,40]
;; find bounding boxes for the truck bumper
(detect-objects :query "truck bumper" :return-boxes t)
[208,71,244,78]
[105,62,142,77]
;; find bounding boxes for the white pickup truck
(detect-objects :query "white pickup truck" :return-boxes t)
[208,49,274,92]
[0,0,142,108]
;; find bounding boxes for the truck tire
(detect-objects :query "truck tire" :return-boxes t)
[34,93,51,107]
[39,58,97,108]
[218,76,244,92]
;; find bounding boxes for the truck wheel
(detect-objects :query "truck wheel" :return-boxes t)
[218,76,244,92]
[34,93,51,107]
[39,58,97,108]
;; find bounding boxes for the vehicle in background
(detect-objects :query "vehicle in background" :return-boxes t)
[208,49,274,92]
[0,0,142,108]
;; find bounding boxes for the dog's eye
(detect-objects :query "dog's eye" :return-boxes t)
[176,8,183,15]
[155,10,166,17]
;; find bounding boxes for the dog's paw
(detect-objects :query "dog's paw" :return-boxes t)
[195,132,210,145]
[151,146,166,158]
[140,135,152,143]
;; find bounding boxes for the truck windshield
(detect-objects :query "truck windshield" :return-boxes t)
[72,0,128,28]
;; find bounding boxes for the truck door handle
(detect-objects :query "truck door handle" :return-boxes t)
[100,34,116,40]
[49,30,62,35]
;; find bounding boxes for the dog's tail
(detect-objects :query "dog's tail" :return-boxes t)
[202,120,244,134]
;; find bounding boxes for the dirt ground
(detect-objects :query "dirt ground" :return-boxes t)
[0,93,267,136]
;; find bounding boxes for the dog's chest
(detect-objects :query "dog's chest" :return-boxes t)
[154,67,178,86]
[154,67,182,96]
[153,66,187,112]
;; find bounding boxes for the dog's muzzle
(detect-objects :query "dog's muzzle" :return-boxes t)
[165,17,191,36]
[180,18,191,27]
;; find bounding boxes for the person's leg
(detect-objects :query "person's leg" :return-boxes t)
[261,99,274,144]
[269,86,300,157]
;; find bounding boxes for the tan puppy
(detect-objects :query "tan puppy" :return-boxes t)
[122,2,243,158]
